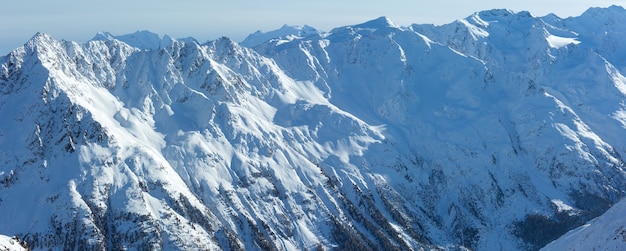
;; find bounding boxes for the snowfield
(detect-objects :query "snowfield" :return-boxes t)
[0,5,626,251]
[0,235,28,251]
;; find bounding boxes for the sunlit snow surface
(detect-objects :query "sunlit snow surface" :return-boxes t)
[542,198,626,251]
[0,5,626,251]
[0,235,27,251]
[545,35,580,48]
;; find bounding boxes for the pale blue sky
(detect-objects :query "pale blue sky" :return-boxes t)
[1,0,625,54]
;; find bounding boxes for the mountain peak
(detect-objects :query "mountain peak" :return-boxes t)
[113,30,165,50]
[28,32,55,43]
[124,30,161,39]
[326,16,400,39]
[563,5,626,33]
[240,24,321,47]
[92,31,115,41]
[24,32,59,52]
[90,30,177,50]
[354,16,399,29]
[582,4,626,16]
[474,8,534,22]
[214,36,238,47]
[476,8,516,17]
[577,5,626,22]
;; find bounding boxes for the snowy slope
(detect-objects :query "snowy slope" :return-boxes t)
[1,6,626,251]
[0,31,391,251]
[541,198,626,251]
[0,235,28,251]
[250,11,626,250]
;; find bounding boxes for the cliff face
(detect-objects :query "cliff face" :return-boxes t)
[1,7,626,250]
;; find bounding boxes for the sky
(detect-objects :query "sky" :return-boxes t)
[1,0,625,55]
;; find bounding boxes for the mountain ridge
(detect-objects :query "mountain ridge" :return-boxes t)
[240,24,322,48]
[1,7,626,250]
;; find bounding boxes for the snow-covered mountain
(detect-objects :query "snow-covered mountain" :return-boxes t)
[240,25,321,48]
[1,6,626,251]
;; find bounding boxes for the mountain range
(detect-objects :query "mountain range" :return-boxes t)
[1,5,626,251]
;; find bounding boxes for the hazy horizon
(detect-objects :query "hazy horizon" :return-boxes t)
[1,0,625,54]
